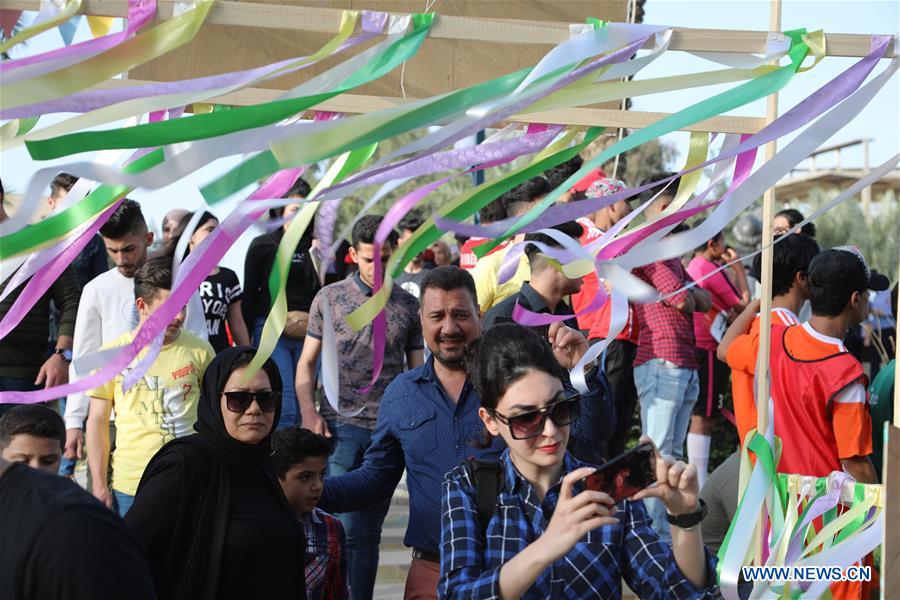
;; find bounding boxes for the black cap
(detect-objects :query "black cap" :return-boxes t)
[808,246,890,301]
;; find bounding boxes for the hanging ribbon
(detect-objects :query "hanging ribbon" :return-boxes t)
[473,29,814,257]
[2,1,211,109]
[0,0,81,54]
[345,126,603,331]
[22,12,431,158]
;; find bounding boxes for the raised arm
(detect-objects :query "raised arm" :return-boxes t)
[320,391,407,514]
[717,300,760,363]
[439,467,617,600]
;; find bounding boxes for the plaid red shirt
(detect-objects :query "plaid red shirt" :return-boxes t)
[633,258,698,370]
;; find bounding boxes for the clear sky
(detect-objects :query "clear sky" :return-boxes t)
[2,0,898,281]
[635,0,899,168]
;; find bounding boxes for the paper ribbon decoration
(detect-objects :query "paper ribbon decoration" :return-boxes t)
[2,0,213,110]
[0,0,81,54]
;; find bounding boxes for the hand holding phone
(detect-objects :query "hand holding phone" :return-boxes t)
[583,442,656,503]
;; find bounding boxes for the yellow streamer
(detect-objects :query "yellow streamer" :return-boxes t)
[527,65,778,114]
[14,11,360,150]
[532,126,584,164]
[798,488,880,559]
[2,0,214,109]
[0,0,81,54]
[243,150,355,382]
[799,30,827,73]
[560,130,709,280]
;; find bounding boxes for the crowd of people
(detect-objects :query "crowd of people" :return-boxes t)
[0,158,896,599]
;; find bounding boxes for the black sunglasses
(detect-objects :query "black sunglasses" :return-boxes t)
[223,390,280,413]
[490,395,580,440]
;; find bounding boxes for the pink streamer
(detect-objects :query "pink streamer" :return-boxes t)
[1,12,385,118]
[363,174,460,393]
[0,202,121,341]
[0,171,300,404]
[1,0,155,78]
[509,200,719,328]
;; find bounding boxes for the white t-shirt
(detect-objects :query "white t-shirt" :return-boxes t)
[64,267,208,429]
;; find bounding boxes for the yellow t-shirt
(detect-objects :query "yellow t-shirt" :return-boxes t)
[471,245,531,312]
[88,330,214,495]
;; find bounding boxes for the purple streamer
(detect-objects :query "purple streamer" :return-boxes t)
[435,35,891,237]
[0,170,301,405]
[326,126,562,196]
[0,202,121,341]
[1,0,156,76]
[319,33,654,201]
[0,11,386,119]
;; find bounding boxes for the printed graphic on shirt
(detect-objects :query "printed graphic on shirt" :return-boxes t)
[88,331,214,495]
[200,268,243,352]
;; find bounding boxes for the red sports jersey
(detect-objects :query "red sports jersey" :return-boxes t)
[769,322,871,477]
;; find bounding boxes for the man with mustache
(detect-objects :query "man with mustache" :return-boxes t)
[318,266,614,600]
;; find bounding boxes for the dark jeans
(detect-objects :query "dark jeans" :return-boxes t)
[602,340,638,458]
[326,421,391,600]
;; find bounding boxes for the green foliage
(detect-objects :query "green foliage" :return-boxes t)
[807,188,898,280]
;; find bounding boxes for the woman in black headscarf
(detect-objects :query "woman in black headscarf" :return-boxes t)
[125,346,305,600]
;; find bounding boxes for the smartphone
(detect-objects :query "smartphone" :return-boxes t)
[583,442,656,503]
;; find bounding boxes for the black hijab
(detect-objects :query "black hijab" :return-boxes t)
[129,347,303,600]
[191,345,284,470]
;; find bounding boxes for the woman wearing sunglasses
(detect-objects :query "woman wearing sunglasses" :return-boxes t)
[439,324,718,599]
[125,347,305,600]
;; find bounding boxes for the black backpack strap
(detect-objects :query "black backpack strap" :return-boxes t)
[465,457,505,532]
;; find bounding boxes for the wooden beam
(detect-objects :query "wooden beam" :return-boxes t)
[94,78,767,133]
[883,425,900,598]
[754,0,781,568]
[2,0,895,58]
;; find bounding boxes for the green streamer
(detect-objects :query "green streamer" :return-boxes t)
[25,13,435,160]
[345,126,603,330]
[199,65,533,203]
[0,149,163,259]
[474,28,811,258]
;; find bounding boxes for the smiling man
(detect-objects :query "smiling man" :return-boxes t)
[319,266,615,600]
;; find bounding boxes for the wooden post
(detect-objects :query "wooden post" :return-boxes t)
[886,254,900,598]
[753,0,782,565]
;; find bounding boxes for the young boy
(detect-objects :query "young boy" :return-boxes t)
[86,257,214,517]
[717,233,820,446]
[770,246,886,600]
[0,404,65,474]
[272,427,349,600]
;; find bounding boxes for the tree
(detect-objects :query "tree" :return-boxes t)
[808,188,898,279]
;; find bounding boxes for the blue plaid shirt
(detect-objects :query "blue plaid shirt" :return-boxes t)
[321,355,615,555]
[439,449,719,599]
